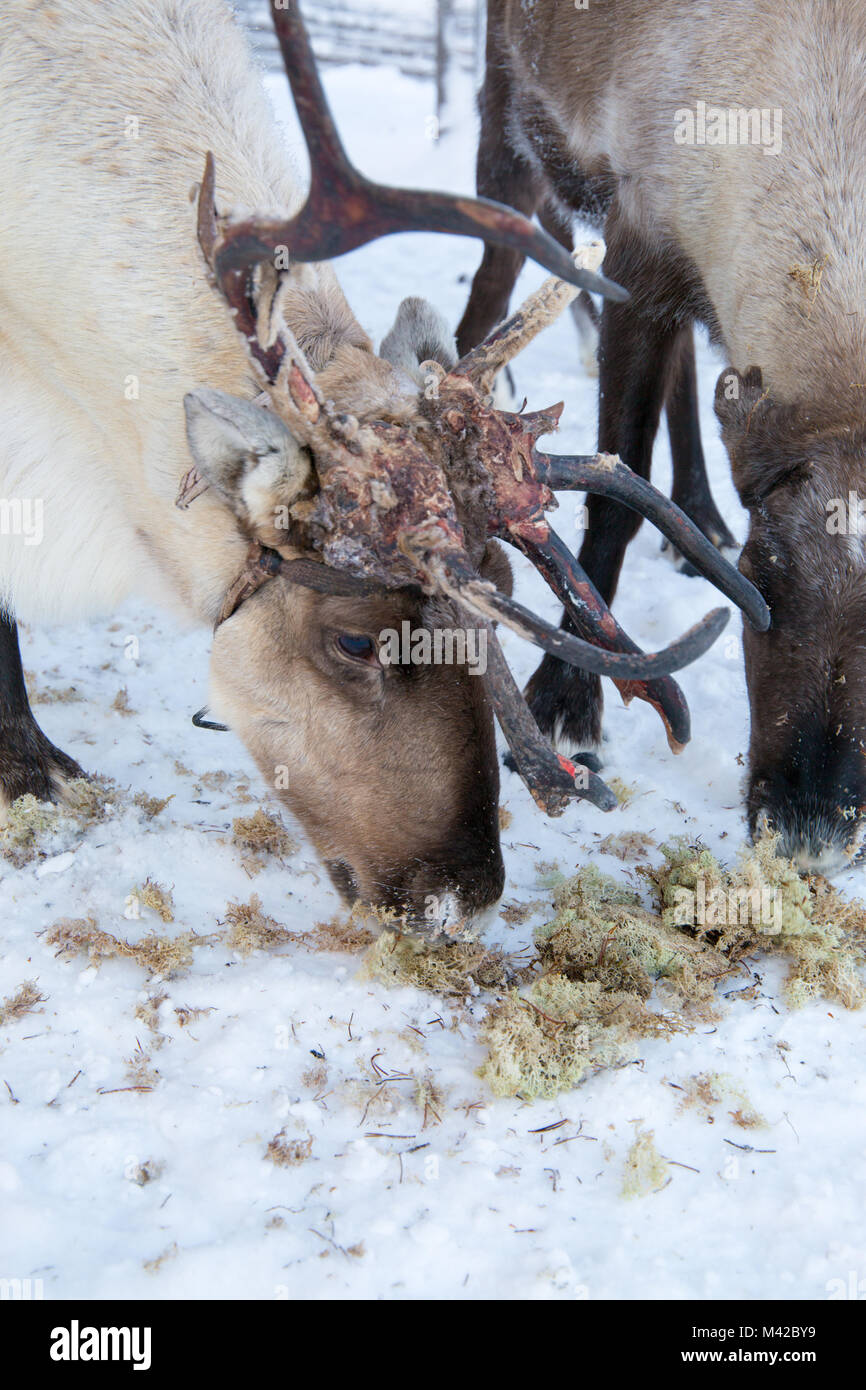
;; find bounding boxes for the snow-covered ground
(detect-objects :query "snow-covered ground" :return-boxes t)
[2,48,865,1304]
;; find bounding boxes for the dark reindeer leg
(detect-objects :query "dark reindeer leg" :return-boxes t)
[665,328,737,566]
[455,66,545,355]
[0,611,85,808]
[523,218,685,760]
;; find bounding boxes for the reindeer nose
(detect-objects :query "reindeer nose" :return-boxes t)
[771,821,855,875]
[748,733,866,877]
[751,795,865,876]
[402,846,505,938]
[422,846,504,908]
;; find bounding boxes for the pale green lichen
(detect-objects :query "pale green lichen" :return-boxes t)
[352,835,866,1102]
[362,929,511,998]
[1,778,115,867]
[482,837,866,1098]
[479,977,679,1100]
[647,833,864,1009]
[621,1129,670,1198]
[536,863,725,1007]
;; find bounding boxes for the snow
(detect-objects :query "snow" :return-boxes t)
[2,54,865,1303]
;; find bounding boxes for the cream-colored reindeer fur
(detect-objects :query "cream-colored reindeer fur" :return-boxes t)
[0,0,514,929]
[0,0,376,626]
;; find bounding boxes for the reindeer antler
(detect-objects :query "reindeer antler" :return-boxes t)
[207,1,628,307]
[188,2,770,816]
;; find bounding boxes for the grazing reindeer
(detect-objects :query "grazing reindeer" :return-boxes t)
[0,0,764,930]
[460,0,866,872]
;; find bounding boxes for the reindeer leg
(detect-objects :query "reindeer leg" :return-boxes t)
[523,217,684,763]
[0,611,85,815]
[455,73,545,355]
[664,328,737,570]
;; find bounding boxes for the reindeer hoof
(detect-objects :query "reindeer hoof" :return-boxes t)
[0,721,88,821]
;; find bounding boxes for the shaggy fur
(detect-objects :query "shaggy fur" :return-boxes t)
[0,0,510,924]
[498,0,866,403]
[468,0,866,870]
[0,0,356,625]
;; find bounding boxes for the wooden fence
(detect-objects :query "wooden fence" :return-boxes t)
[235,0,485,129]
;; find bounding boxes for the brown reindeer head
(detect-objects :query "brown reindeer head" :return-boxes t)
[178,1,769,933]
[717,365,866,872]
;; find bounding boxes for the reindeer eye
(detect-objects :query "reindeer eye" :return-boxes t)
[335,633,378,664]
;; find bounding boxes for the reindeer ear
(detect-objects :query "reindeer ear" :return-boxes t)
[480,540,514,598]
[183,388,313,537]
[714,366,767,441]
[714,367,807,507]
[379,297,458,384]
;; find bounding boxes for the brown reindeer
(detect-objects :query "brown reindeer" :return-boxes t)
[459,0,866,872]
[0,0,764,933]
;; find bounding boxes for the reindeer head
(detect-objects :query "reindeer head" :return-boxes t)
[179,1,769,934]
[717,365,866,873]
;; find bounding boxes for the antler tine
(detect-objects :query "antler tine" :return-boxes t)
[508,528,692,752]
[483,626,617,815]
[430,554,731,680]
[210,2,628,303]
[276,556,406,598]
[197,149,289,384]
[454,243,605,392]
[534,451,771,632]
